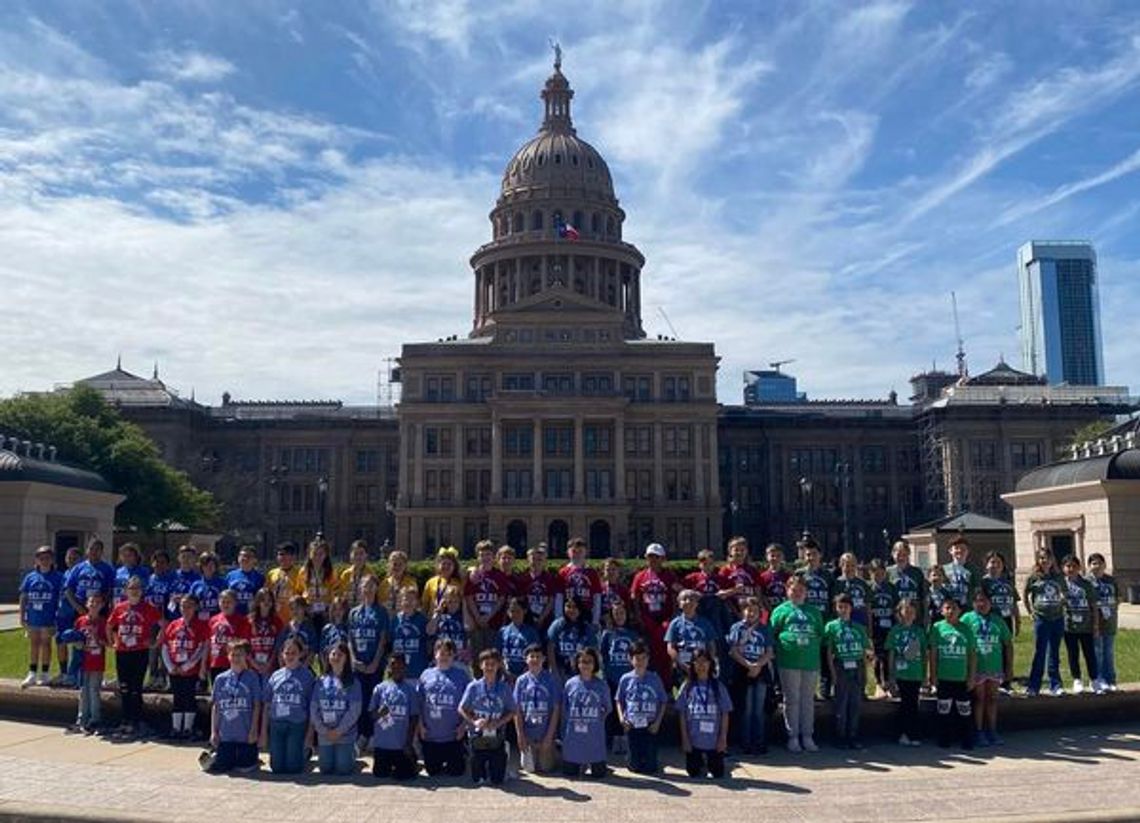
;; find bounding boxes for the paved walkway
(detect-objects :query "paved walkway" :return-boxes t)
[0,720,1138,822]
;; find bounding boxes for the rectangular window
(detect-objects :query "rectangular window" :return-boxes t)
[1011,441,1044,470]
[625,425,652,457]
[543,424,573,457]
[425,427,454,458]
[425,375,456,402]
[355,449,379,473]
[622,375,652,402]
[504,425,533,458]
[586,469,612,500]
[970,440,998,470]
[464,469,492,503]
[502,372,535,391]
[425,470,439,503]
[665,469,678,501]
[504,469,533,500]
[582,373,614,395]
[663,375,691,402]
[860,446,887,474]
[541,373,575,395]
[465,374,493,402]
[666,519,694,553]
[584,425,611,457]
[544,468,573,499]
[465,426,491,457]
[663,425,693,457]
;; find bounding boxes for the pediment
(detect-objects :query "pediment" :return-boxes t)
[491,285,620,316]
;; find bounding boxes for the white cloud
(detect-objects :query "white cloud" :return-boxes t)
[150,49,236,83]
[998,146,1140,225]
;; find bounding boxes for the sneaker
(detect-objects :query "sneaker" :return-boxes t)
[786,738,802,753]
[973,730,989,748]
[64,723,84,735]
[1049,686,1065,697]
[1108,683,1118,693]
[1093,679,1107,695]
[908,737,922,747]
[898,734,913,746]
[1072,679,1085,695]
[235,762,259,774]
[20,672,36,689]
[985,730,1004,746]
[802,737,819,753]
[1025,688,1039,698]
[36,671,50,686]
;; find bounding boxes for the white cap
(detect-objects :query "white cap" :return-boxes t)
[644,543,666,558]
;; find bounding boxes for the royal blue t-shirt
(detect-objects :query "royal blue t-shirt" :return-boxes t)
[349,604,389,666]
[547,618,597,675]
[320,621,349,658]
[212,668,261,742]
[600,626,640,686]
[459,677,517,738]
[390,612,429,678]
[66,560,114,606]
[431,611,467,656]
[665,614,718,666]
[114,564,152,602]
[369,679,419,751]
[20,569,63,627]
[310,674,362,745]
[55,568,78,629]
[166,569,201,620]
[677,679,732,751]
[561,676,611,765]
[417,665,472,743]
[263,665,316,725]
[514,670,562,743]
[726,620,772,665]
[190,575,225,621]
[225,568,265,615]
[145,571,175,615]
[498,622,540,677]
[615,670,668,729]
[276,621,318,659]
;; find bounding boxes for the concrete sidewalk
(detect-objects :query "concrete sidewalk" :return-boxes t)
[0,719,1138,823]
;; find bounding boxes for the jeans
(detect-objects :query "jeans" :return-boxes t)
[1064,632,1098,681]
[685,749,725,778]
[268,719,308,773]
[778,667,818,742]
[211,741,258,773]
[627,727,659,773]
[1028,616,1064,692]
[318,742,356,775]
[896,679,921,740]
[1095,634,1117,685]
[833,668,863,741]
[116,649,149,726]
[732,674,767,750]
[77,671,102,727]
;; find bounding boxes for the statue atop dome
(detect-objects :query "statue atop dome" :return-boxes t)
[549,37,562,71]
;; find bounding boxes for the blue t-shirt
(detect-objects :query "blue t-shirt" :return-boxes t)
[615,670,668,729]
[600,626,639,685]
[212,668,262,742]
[431,611,467,655]
[310,674,362,745]
[677,679,732,751]
[20,569,63,628]
[547,618,597,675]
[726,619,772,666]
[114,564,152,602]
[417,665,472,743]
[276,621,318,659]
[190,575,225,621]
[225,568,265,615]
[167,569,201,620]
[513,670,562,743]
[263,665,316,725]
[55,568,78,629]
[498,622,540,677]
[561,676,611,765]
[349,604,390,666]
[369,679,419,751]
[391,612,429,678]
[320,621,349,657]
[66,560,115,606]
[664,614,718,666]
[145,571,175,615]
[459,677,517,739]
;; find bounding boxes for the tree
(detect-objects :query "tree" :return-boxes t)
[1067,419,1115,451]
[0,386,218,529]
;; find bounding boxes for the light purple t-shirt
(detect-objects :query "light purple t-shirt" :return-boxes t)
[417,665,472,743]
[369,679,420,751]
[561,676,611,765]
[309,674,362,745]
[615,670,668,729]
[212,668,261,742]
[263,665,316,725]
[513,670,562,743]
[677,679,732,751]
[459,677,516,742]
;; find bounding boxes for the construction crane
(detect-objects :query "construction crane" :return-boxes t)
[951,291,967,379]
[656,306,680,339]
[769,359,796,373]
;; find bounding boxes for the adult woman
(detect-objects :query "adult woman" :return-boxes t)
[300,539,337,633]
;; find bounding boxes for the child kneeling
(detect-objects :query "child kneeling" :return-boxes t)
[207,640,261,773]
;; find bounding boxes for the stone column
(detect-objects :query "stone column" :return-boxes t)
[614,418,626,503]
[491,417,502,504]
[693,422,705,502]
[398,421,411,507]
[453,423,464,506]
[412,424,424,507]
[574,416,585,503]
[532,419,543,502]
[653,422,664,504]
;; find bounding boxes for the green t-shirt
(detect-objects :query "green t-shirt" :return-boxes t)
[824,619,870,673]
[1062,576,1098,634]
[961,610,1011,674]
[1024,572,1065,621]
[1090,574,1120,635]
[928,619,976,683]
[980,575,1019,620]
[885,622,927,682]
[770,600,824,671]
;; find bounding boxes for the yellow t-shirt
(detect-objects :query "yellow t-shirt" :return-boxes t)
[267,566,302,621]
[299,566,338,615]
[378,573,419,613]
[422,574,462,615]
[338,564,378,609]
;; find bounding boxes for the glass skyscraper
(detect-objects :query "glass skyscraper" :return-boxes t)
[1018,241,1104,386]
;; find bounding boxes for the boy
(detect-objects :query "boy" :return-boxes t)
[267,542,303,622]
[390,589,429,679]
[717,536,763,617]
[1087,553,1119,692]
[513,644,562,773]
[167,546,202,622]
[52,546,83,686]
[928,599,976,749]
[630,542,679,685]
[665,589,719,680]
[70,592,108,734]
[887,540,927,608]
[798,540,834,698]
[206,590,252,685]
[769,576,823,753]
[833,553,870,628]
[758,543,792,611]
[225,546,265,616]
[63,539,114,618]
[824,593,872,749]
[615,642,668,774]
[726,596,773,754]
[942,537,980,611]
[465,540,511,655]
[516,545,560,631]
[145,550,176,691]
[207,639,262,773]
[601,557,632,617]
[558,537,603,624]
[867,559,897,698]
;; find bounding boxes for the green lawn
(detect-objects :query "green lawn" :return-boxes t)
[0,629,117,680]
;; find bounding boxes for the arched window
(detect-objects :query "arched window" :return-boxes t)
[537,153,546,167]
[531,211,544,230]
[512,212,523,233]
[506,520,528,552]
[589,520,611,557]
[572,211,584,230]
[530,276,541,294]
[547,520,570,554]
[606,216,615,237]
[591,213,601,234]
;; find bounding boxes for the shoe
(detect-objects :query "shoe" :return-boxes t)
[1072,679,1084,695]
[1108,683,1118,693]
[973,730,989,748]
[985,730,1004,746]
[1025,688,1039,698]
[898,734,913,746]
[802,737,819,752]
[20,672,36,689]
[908,737,922,747]
[1093,679,1107,695]
[65,723,84,735]
[786,738,802,753]
[36,671,50,686]
[1049,686,1065,697]
[60,675,77,689]
[235,762,259,774]
[506,765,519,781]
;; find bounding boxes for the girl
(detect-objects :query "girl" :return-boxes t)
[391,589,430,679]
[1088,553,1120,692]
[378,549,418,614]
[52,545,82,687]
[19,545,62,688]
[311,641,363,775]
[1061,555,1100,694]
[416,638,472,777]
[630,543,678,686]
[547,598,597,682]
[261,636,316,774]
[300,539,337,632]
[498,597,539,681]
[320,596,350,672]
[370,654,420,780]
[513,644,561,774]
[981,552,1020,693]
[615,641,668,774]
[248,589,283,680]
[113,543,151,603]
[71,592,107,734]
[162,593,209,740]
[277,596,318,670]
[769,575,823,753]
[601,557,631,619]
[206,590,251,686]
[190,552,225,623]
[599,599,639,755]
[926,565,950,629]
[726,596,773,755]
[885,599,926,746]
[961,590,1012,746]
[145,549,175,691]
[106,575,162,740]
[1023,548,1065,697]
[928,599,977,749]
[677,648,732,779]
[824,593,872,749]
[422,547,463,616]
[267,542,302,622]
[459,648,517,786]
[867,559,897,699]
[338,540,373,609]
[665,589,719,682]
[464,541,511,657]
[208,639,261,773]
[428,585,471,668]
[348,575,389,747]
[560,647,611,779]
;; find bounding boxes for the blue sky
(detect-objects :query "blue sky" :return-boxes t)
[2,1,1139,405]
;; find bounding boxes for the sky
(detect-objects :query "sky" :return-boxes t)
[2,0,1139,406]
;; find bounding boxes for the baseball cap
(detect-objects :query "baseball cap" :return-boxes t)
[644,543,666,558]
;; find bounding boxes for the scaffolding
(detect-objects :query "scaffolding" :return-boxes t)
[377,357,402,409]
[920,409,948,518]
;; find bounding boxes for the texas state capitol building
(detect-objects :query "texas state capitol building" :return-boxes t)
[61,60,1131,561]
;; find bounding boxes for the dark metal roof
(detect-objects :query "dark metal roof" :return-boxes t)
[0,449,113,492]
[1015,448,1140,492]
[910,512,1013,533]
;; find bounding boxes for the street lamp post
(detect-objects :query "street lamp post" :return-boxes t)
[798,477,813,538]
[882,528,890,560]
[266,463,289,562]
[835,461,852,554]
[729,499,739,538]
[317,475,330,541]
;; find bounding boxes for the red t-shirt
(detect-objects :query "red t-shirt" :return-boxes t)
[758,567,792,608]
[717,563,763,600]
[107,601,162,653]
[683,570,722,598]
[464,568,512,626]
[630,567,678,622]
[207,611,252,669]
[163,616,209,673]
[75,615,107,672]
[249,614,283,671]
[559,564,603,613]
[515,570,563,622]
[601,580,631,615]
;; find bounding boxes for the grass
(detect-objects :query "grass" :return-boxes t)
[0,629,117,680]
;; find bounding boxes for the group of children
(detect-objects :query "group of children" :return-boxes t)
[15,531,1123,782]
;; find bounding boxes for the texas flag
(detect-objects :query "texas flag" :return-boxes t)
[556,217,580,241]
